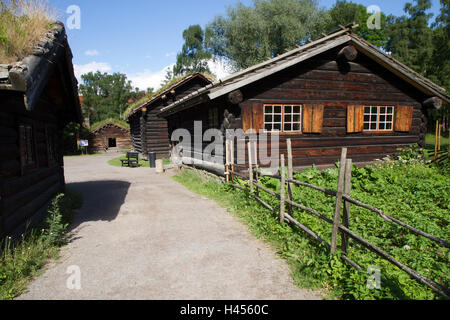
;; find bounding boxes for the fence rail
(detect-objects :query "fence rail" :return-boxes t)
[224,139,450,299]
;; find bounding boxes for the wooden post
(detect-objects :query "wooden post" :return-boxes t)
[287,139,294,216]
[341,159,352,253]
[280,154,286,224]
[225,140,230,182]
[331,148,347,253]
[253,141,259,197]
[438,124,442,154]
[248,142,254,193]
[230,139,235,181]
[435,121,439,161]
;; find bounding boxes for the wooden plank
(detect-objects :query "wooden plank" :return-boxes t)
[252,103,264,131]
[331,148,347,252]
[302,105,313,133]
[287,139,293,216]
[395,105,414,132]
[312,105,324,133]
[280,154,286,223]
[342,159,352,253]
[248,142,254,193]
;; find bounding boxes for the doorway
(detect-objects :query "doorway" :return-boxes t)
[108,138,117,148]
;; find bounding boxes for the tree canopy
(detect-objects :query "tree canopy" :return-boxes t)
[78,72,148,124]
[173,25,212,77]
[205,0,330,70]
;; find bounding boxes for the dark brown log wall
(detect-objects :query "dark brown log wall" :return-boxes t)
[0,101,65,238]
[88,126,131,152]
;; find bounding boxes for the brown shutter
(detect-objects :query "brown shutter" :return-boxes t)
[347,105,364,133]
[242,104,253,131]
[252,103,264,131]
[303,105,324,133]
[395,106,414,132]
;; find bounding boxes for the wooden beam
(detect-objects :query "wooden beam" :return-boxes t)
[337,45,358,62]
[227,90,244,105]
[423,97,443,110]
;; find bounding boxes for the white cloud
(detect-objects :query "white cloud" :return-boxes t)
[85,49,100,56]
[128,64,174,91]
[165,52,176,57]
[74,61,112,80]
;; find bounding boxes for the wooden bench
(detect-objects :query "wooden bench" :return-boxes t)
[121,152,139,168]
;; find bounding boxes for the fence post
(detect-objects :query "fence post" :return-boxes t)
[280,154,286,224]
[435,121,439,161]
[342,159,352,253]
[230,139,235,181]
[225,140,230,182]
[253,141,260,197]
[287,139,294,216]
[248,142,254,193]
[331,148,347,253]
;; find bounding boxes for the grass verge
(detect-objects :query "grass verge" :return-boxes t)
[108,156,171,168]
[0,191,82,300]
[173,152,449,300]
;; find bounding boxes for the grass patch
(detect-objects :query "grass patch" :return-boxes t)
[173,154,449,300]
[0,191,82,300]
[108,156,171,168]
[0,0,57,64]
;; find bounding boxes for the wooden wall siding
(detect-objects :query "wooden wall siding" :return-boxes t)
[0,107,65,238]
[129,113,142,153]
[166,46,431,169]
[235,49,427,167]
[88,126,131,152]
[131,78,209,159]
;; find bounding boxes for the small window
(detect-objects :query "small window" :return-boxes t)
[364,106,394,132]
[209,107,219,128]
[264,105,302,133]
[19,125,36,170]
[46,127,56,165]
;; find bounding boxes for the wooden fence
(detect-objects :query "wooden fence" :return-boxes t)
[224,139,450,299]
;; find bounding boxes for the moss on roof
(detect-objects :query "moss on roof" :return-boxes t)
[90,118,130,133]
[123,72,215,120]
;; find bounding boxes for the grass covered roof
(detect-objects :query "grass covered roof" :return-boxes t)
[123,72,215,120]
[90,118,130,133]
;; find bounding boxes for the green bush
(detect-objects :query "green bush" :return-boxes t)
[0,191,82,300]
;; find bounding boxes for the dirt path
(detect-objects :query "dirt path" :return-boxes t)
[18,154,321,300]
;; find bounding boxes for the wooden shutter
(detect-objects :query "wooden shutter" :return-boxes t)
[302,105,324,133]
[252,103,264,131]
[347,105,364,133]
[395,106,414,132]
[242,104,253,131]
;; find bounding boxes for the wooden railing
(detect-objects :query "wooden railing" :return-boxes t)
[224,139,450,299]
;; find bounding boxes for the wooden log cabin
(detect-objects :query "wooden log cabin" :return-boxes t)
[0,22,82,238]
[159,25,449,173]
[88,120,131,153]
[124,73,213,159]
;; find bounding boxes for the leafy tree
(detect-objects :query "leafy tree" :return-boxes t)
[385,0,434,77]
[78,72,139,124]
[173,25,212,76]
[205,0,330,70]
[326,0,387,47]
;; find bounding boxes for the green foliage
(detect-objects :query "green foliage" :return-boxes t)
[174,158,449,300]
[326,0,387,47]
[173,25,212,77]
[205,0,330,70]
[0,191,82,300]
[90,118,130,133]
[79,71,145,124]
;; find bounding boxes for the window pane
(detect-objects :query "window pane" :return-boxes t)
[386,123,392,130]
[273,123,281,131]
[285,106,292,114]
[265,105,272,113]
[265,124,272,131]
[284,115,292,123]
[274,106,282,113]
[274,115,281,122]
[293,106,301,113]
[380,107,386,114]
[265,115,272,123]
[379,123,385,130]
[284,123,292,131]
[293,123,301,131]
[293,115,300,123]
[370,123,377,130]
[364,123,370,130]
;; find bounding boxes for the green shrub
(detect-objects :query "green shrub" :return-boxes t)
[174,158,449,300]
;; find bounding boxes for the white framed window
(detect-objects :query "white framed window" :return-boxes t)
[364,106,394,132]
[264,105,302,133]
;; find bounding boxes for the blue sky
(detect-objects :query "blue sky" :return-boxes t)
[51,0,443,90]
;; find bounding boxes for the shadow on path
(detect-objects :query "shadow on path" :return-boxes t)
[66,180,131,231]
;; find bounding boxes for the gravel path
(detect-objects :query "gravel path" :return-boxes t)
[18,154,321,300]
